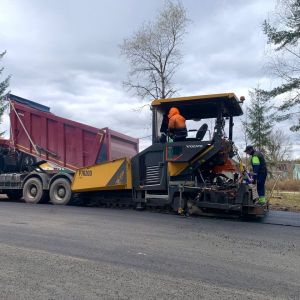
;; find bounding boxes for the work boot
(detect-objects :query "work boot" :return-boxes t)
[257,197,266,206]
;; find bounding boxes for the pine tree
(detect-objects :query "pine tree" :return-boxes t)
[262,0,300,131]
[0,51,10,134]
[244,89,274,154]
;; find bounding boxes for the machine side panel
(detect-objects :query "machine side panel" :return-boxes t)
[131,143,167,191]
[72,158,132,192]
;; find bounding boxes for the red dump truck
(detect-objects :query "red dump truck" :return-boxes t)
[0,94,139,204]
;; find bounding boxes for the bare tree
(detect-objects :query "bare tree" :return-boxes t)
[241,105,249,148]
[120,1,189,99]
[0,50,10,136]
[266,129,291,163]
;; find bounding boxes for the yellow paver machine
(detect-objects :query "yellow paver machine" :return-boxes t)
[72,93,265,216]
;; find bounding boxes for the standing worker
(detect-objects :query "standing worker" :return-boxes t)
[168,107,187,141]
[244,145,268,205]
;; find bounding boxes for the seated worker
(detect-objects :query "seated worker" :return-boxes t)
[168,107,187,141]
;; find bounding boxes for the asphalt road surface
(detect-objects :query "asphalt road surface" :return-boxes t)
[0,201,299,300]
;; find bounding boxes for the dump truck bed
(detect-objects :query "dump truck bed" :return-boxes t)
[9,94,139,171]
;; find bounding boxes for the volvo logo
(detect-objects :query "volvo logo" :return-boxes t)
[186,145,203,148]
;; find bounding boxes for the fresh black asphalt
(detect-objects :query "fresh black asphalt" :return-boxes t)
[0,201,299,299]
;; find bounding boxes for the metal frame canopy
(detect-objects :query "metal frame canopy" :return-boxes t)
[151,93,243,119]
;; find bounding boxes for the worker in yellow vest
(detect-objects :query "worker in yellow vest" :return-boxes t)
[244,145,268,205]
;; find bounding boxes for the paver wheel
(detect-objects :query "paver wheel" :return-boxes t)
[50,178,72,205]
[23,178,45,204]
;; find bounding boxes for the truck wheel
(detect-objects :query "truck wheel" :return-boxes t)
[23,178,44,204]
[50,178,72,205]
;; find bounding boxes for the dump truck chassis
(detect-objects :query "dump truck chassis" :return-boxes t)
[0,171,73,205]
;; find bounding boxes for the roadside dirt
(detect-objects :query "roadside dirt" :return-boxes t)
[268,191,300,212]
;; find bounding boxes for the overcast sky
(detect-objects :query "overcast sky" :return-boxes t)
[1,0,300,156]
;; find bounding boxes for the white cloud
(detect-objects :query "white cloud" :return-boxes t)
[1,0,299,157]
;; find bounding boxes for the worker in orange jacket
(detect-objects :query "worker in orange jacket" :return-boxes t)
[168,107,187,141]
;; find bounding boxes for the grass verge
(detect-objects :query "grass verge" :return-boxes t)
[268,191,300,212]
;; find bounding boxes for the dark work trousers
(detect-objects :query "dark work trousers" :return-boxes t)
[256,173,267,197]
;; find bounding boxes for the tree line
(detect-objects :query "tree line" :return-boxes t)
[242,88,292,164]
[243,0,300,162]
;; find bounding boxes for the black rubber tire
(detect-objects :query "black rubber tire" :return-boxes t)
[6,190,23,201]
[49,178,72,205]
[23,178,44,204]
